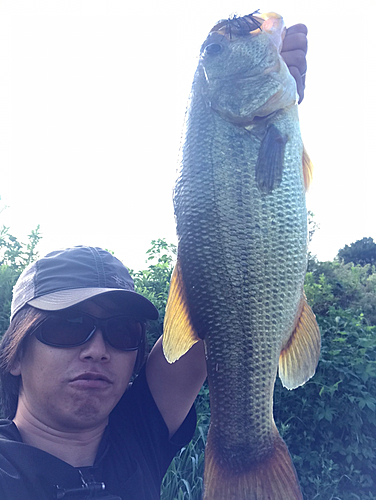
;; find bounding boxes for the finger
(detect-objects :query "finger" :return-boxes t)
[288,65,305,104]
[285,24,308,37]
[281,49,307,76]
[281,32,308,54]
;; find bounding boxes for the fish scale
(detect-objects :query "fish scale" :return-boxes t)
[163,12,320,500]
[182,106,303,456]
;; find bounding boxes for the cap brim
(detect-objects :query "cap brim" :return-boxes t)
[28,288,159,320]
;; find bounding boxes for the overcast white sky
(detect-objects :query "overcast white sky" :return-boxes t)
[1,0,375,271]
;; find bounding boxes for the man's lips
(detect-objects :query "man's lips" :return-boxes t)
[72,372,112,383]
[70,372,113,388]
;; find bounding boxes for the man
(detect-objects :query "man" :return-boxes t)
[0,26,308,500]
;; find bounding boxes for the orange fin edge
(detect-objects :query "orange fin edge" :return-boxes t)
[303,145,314,190]
[279,295,321,390]
[162,258,200,363]
[203,423,302,500]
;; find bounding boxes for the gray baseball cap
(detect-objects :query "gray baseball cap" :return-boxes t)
[11,246,159,321]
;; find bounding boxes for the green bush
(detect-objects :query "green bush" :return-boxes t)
[0,224,41,336]
[155,248,376,499]
[1,228,375,500]
[274,308,376,499]
[131,238,176,347]
[306,260,376,325]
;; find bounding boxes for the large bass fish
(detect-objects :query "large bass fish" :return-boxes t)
[163,11,320,500]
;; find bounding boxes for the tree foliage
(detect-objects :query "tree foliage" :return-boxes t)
[0,224,42,336]
[0,228,375,499]
[130,239,176,347]
[306,259,376,326]
[138,239,376,500]
[338,237,376,267]
[274,308,376,499]
[131,238,376,499]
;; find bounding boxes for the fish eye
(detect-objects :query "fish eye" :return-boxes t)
[204,43,223,56]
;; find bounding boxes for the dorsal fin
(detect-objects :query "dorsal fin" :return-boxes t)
[163,258,200,363]
[302,146,314,190]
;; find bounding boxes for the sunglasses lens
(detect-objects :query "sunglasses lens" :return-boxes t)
[36,314,144,350]
[106,317,143,350]
[40,315,95,346]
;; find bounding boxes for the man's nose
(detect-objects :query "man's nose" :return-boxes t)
[79,329,110,361]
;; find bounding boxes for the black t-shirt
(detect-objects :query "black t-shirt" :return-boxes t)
[0,366,197,500]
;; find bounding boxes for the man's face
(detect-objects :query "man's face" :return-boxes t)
[11,297,138,432]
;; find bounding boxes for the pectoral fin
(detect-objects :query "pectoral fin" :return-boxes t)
[162,258,200,363]
[279,295,321,389]
[256,124,288,193]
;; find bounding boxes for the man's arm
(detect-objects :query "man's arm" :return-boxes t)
[146,337,207,438]
[145,23,309,439]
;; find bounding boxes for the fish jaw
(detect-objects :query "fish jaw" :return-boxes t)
[200,13,297,125]
[257,12,287,53]
[210,11,286,52]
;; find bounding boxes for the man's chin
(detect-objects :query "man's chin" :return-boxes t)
[55,397,113,430]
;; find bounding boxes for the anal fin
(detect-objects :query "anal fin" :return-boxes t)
[162,258,200,363]
[279,295,321,389]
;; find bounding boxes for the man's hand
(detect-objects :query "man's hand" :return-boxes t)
[281,24,308,104]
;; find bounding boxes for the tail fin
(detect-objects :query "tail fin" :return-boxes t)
[203,424,302,500]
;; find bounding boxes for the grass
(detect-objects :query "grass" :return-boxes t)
[161,386,210,500]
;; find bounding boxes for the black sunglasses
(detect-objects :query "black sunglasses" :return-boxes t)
[33,312,146,351]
